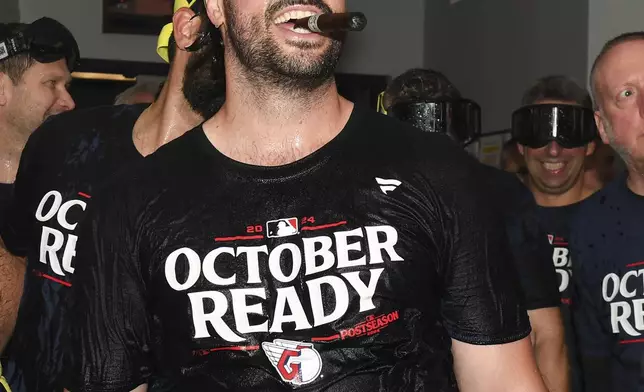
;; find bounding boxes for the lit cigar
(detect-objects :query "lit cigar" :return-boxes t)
[292,12,367,33]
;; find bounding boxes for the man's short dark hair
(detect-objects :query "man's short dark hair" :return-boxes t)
[0,22,35,84]
[590,31,644,108]
[521,75,592,108]
[382,68,461,111]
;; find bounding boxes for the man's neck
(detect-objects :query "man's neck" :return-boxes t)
[530,176,595,207]
[203,68,353,166]
[626,162,644,196]
[132,61,203,157]
[0,122,28,184]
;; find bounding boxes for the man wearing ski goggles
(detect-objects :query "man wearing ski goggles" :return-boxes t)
[512,75,600,392]
[512,92,598,202]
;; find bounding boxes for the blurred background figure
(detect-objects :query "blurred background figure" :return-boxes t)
[583,137,619,189]
[113,76,164,105]
[501,137,528,181]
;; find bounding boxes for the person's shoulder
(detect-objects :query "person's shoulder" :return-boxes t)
[355,105,475,169]
[30,104,147,145]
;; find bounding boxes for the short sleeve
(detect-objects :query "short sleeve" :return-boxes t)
[506,198,560,310]
[438,162,531,345]
[64,186,151,391]
[1,124,47,256]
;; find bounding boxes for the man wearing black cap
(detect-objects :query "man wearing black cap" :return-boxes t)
[0,2,224,391]
[0,18,78,392]
[382,68,567,392]
[513,75,600,392]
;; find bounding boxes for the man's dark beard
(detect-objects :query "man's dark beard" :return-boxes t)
[183,39,226,119]
[224,0,344,93]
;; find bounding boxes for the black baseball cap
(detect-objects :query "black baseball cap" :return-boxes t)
[0,17,80,72]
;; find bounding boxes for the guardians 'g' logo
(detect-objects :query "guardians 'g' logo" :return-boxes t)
[262,339,322,386]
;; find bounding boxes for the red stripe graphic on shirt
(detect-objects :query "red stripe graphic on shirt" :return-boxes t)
[214,235,264,242]
[33,270,71,287]
[620,338,644,345]
[77,192,92,199]
[301,221,347,231]
[311,334,341,342]
[626,261,644,268]
[193,345,260,356]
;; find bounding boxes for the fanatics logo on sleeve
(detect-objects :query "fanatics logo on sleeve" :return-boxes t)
[266,218,299,238]
[262,339,323,386]
[375,177,401,195]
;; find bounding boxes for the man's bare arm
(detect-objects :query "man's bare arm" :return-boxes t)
[0,237,25,353]
[528,307,569,392]
[452,336,548,392]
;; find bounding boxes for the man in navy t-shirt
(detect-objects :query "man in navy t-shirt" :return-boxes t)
[571,31,644,391]
[514,75,600,392]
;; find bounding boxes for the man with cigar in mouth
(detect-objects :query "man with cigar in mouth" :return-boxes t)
[0,1,224,391]
[382,68,566,392]
[65,1,547,391]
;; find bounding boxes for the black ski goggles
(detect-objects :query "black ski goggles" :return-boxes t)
[511,104,597,149]
[0,17,79,71]
[386,99,481,146]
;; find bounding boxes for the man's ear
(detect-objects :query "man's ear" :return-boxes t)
[595,111,610,145]
[172,7,201,50]
[204,0,225,29]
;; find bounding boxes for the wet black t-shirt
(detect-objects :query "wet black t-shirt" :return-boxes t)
[571,174,644,392]
[0,183,13,232]
[481,166,560,311]
[0,104,146,391]
[536,203,582,391]
[67,106,531,391]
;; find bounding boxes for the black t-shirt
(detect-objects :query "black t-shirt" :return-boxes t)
[570,173,644,392]
[481,166,560,311]
[536,203,583,392]
[0,183,13,232]
[0,104,146,391]
[67,105,531,391]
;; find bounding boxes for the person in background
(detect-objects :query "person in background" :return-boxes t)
[570,31,644,392]
[0,17,78,392]
[583,137,619,189]
[514,75,600,392]
[382,68,566,392]
[114,79,163,105]
[0,1,224,390]
[501,138,528,181]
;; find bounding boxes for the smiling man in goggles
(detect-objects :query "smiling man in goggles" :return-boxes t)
[0,17,78,137]
[0,16,78,392]
[513,75,601,392]
[513,76,599,204]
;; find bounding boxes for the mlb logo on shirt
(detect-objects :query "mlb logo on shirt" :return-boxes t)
[266,218,299,238]
[547,234,554,245]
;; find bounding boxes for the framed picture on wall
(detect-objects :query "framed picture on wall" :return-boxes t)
[103,0,174,35]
